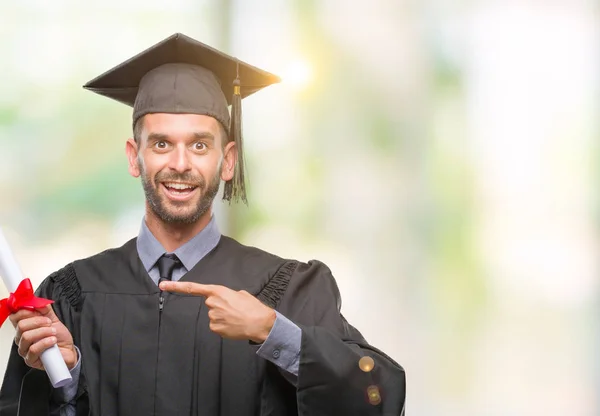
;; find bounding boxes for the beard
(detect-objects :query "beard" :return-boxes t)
[139,159,221,224]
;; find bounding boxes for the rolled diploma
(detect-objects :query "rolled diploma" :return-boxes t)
[0,228,72,388]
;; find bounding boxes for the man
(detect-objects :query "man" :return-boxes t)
[0,33,406,415]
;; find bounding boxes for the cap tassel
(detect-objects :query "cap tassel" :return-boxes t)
[223,61,247,204]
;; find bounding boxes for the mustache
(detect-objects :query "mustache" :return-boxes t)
[154,172,205,187]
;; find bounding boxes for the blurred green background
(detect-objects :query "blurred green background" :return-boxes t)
[1,1,599,414]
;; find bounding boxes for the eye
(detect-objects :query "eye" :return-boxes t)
[194,142,207,151]
[155,140,168,150]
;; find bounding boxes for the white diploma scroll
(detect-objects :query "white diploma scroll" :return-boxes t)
[0,228,72,388]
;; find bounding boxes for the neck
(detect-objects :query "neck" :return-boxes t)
[144,206,213,252]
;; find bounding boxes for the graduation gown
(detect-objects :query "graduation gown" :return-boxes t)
[0,236,406,415]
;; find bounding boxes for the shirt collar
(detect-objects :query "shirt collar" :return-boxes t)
[136,216,221,273]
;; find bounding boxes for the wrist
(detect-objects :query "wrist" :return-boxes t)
[249,308,276,343]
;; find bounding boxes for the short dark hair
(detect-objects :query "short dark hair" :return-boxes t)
[133,116,144,144]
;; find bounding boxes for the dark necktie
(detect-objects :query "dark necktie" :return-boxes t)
[157,253,182,284]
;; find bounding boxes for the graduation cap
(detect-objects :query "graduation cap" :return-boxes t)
[83,32,281,203]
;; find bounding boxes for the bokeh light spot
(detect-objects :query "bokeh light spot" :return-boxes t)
[282,59,312,90]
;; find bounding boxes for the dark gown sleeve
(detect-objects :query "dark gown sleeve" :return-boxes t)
[0,265,89,416]
[278,260,406,416]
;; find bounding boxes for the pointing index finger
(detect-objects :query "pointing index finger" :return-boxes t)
[159,281,218,296]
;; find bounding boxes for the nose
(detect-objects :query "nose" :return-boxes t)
[168,144,192,173]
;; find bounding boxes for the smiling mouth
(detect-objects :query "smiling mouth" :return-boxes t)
[161,182,199,200]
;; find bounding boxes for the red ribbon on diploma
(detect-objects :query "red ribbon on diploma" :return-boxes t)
[0,278,54,325]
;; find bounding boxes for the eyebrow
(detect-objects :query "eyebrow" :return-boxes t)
[147,132,169,143]
[146,131,216,143]
[191,132,215,142]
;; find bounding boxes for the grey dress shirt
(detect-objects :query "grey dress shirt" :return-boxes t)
[57,216,301,414]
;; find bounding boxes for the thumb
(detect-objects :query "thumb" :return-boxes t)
[36,304,58,322]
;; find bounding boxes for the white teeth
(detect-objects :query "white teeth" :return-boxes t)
[164,183,195,190]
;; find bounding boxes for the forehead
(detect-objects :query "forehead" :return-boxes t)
[140,113,222,137]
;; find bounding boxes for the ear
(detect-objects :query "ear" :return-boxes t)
[221,141,237,182]
[126,138,141,178]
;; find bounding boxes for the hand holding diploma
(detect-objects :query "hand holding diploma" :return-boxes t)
[0,228,73,388]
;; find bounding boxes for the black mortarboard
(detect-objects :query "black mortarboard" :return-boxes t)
[83,32,281,203]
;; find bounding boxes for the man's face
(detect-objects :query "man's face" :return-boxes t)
[126,113,236,224]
